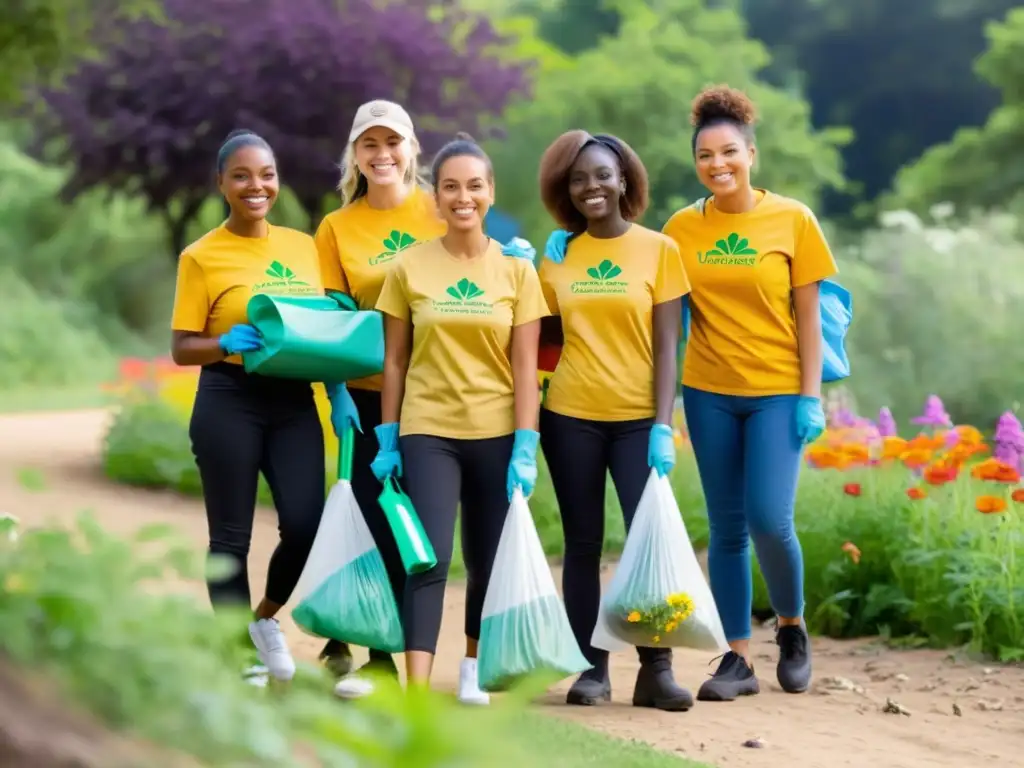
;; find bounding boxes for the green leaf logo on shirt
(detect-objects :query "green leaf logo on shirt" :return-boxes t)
[432,277,491,315]
[264,260,309,285]
[446,278,485,301]
[585,259,623,281]
[698,233,758,266]
[571,259,628,295]
[370,230,418,265]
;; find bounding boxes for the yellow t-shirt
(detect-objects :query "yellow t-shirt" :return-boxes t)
[537,225,691,421]
[171,224,322,364]
[376,238,550,439]
[314,187,445,391]
[662,190,838,396]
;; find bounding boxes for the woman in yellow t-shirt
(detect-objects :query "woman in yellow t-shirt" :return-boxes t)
[662,86,837,703]
[535,131,693,711]
[373,133,549,703]
[170,130,325,685]
[312,99,445,695]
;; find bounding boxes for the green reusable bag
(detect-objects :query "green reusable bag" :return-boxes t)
[242,293,383,381]
[378,478,437,575]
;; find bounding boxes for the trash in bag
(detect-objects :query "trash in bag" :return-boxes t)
[592,469,728,653]
[291,428,403,653]
[378,478,437,575]
[478,488,591,692]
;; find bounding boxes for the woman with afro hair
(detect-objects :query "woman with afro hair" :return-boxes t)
[662,85,837,702]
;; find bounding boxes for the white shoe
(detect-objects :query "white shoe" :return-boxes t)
[457,657,489,706]
[334,675,376,700]
[242,663,269,688]
[248,619,296,681]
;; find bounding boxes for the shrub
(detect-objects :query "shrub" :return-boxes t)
[0,512,705,767]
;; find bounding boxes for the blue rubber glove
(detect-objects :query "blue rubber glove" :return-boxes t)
[507,429,540,500]
[219,324,262,355]
[795,395,826,444]
[501,237,536,260]
[370,422,402,482]
[326,383,362,435]
[543,229,571,263]
[648,423,676,477]
[681,295,691,342]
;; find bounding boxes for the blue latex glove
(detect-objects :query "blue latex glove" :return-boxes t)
[507,429,539,499]
[795,395,826,444]
[326,383,362,435]
[501,237,535,260]
[370,422,402,482]
[219,324,262,355]
[681,295,691,342]
[543,229,571,263]
[648,423,676,477]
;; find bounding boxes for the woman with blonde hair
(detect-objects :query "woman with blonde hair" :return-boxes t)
[316,100,532,699]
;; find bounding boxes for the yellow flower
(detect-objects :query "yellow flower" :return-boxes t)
[664,620,678,633]
[652,635,661,643]
[626,611,641,623]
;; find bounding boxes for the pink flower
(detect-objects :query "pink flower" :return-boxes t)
[911,395,952,428]
[877,407,898,437]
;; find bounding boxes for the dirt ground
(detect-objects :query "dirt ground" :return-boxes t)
[2,409,1023,768]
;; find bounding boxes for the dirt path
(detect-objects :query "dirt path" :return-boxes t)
[2,409,1023,768]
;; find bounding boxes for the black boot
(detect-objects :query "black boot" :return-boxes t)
[632,649,693,712]
[319,639,353,678]
[776,623,812,693]
[567,668,611,705]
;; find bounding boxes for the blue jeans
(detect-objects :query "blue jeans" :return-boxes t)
[682,385,805,642]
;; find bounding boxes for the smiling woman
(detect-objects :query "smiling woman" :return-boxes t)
[168,128,327,689]
[534,131,691,711]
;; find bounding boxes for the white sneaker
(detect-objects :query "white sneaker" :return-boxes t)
[457,657,489,706]
[334,675,376,700]
[243,664,269,688]
[248,619,296,681]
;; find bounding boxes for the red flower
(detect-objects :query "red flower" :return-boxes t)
[906,487,927,500]
[843,483,862,497]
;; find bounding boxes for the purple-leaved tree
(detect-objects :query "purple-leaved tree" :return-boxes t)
[33,0,530,256]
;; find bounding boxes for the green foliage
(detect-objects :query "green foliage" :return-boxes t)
[0,513,705,766]
[834,209,1024,427]
[889,6,1024,215]
[484,0,849,246]
[0,0,160,104]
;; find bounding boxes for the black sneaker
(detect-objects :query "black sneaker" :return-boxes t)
[776,624,812,693]
[632,664,693,712]
[566,670,611,706]
[696,651,760,701]
[319,639,353,678]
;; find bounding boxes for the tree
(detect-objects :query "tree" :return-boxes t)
[484,0,849,246]
[32,0,530,256]
[0,0,159,105]
[888,7,1024,216]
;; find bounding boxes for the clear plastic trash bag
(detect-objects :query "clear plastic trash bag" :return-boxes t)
[477,489,591,692]
[290,475,403,653]
[592,469,728,653]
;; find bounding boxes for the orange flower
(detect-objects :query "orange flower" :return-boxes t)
[901,448,933,469]
[839,443,871,466]
[806,446,846,469]
[976,495,1007,514]
[923,460,959,485]
[971,458,1021,483]
[906,487,927,500]
[843,482,862,497]
[881,437,908,460]
[906,433,948,452]
[953,425,984,446]
[841,541,861,564]
[1012,489,1024,503]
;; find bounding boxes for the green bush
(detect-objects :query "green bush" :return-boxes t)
[0,512,704,767]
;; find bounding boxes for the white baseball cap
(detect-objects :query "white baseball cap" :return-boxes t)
[349,100,415,143]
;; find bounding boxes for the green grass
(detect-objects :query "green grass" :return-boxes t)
[512,712,707,766]
[0,511,705,767]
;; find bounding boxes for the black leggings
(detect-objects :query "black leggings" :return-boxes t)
[539,408,671,676]
[189,362,325,609]
[399,434,513,654]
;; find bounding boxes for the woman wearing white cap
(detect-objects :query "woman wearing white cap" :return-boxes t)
[316,99,533,700]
